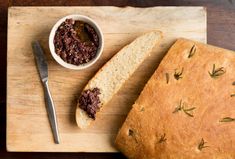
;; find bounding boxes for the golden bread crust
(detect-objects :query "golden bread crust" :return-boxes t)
[115,38,235,159]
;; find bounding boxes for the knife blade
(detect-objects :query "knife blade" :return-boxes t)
[32,41,60,144]
[32,41,48,82]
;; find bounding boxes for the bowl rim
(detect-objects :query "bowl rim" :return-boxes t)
[49,14,104,70]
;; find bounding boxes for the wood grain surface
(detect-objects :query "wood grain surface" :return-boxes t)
[7,6,205,152]
[0,0,235,159]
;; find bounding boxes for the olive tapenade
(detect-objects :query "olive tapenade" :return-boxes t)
[78,87,101,119]
[54,18,99,65]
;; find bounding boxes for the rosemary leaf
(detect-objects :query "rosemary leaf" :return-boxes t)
[183,110,194,117]
[174,68,184,80]
[172,100,183,113]
[208,64,225,78]
[219,117,235,122]
[183,107,196,111]
[158,133,167,143]
[183,106,196,117]
[165,73,170,84]
[188,45,196,58]
[173,100,196,117]
[198,138,209,151]
[173,107,181,113]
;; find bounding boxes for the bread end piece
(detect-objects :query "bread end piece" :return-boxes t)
[76,108,93,129]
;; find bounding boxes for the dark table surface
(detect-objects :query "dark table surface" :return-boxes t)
[0,0,235,158]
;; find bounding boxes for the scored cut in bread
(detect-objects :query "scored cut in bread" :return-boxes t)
[76,31,163,129]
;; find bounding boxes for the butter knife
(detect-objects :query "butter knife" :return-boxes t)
[32,41,60,144]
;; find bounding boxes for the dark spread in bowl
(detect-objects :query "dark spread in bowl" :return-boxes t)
[78,87,101,119]
[54,18,99,65]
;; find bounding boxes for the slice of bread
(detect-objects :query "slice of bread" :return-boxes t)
[76,31,163,129]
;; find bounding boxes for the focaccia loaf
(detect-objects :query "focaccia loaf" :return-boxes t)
[76,31,162,129]
[115,39,235,159]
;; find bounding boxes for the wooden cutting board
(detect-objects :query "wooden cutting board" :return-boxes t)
[7,6,206,152]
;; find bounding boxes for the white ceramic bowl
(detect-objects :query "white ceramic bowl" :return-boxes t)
[49,14,104,70]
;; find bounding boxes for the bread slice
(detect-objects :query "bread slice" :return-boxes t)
[115,38,235,159]
[76,31,163,129]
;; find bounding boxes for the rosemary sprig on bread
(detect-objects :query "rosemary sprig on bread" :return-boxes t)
[208,64,225,78]
[173,100,196,117]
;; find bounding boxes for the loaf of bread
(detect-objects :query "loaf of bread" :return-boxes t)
[76,31,163,129]
[115,38,235,159]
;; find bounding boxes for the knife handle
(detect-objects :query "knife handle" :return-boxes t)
[43,80,60,144]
